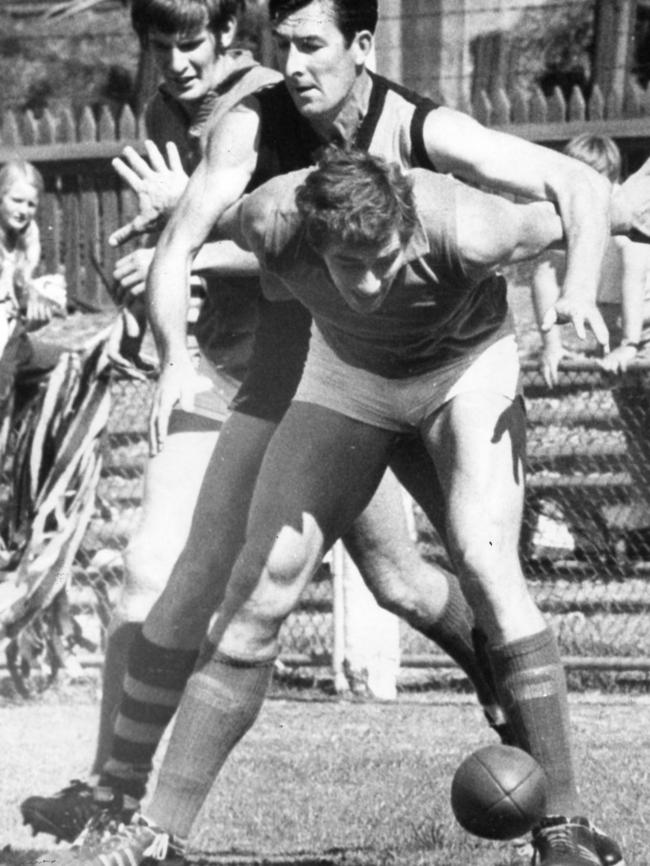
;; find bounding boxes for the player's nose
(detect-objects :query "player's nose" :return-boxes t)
[354,271,382,296]
[284,43,306,77]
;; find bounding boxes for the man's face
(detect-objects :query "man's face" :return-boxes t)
[0,180,38,236]
[321,232,406,314]
[272,0,366,121]
[148,26,221,104]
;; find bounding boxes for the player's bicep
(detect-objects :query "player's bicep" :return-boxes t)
[203,96,261,177]
[424,107,565,202]
[454,187,524,269]
[160,97,262,248]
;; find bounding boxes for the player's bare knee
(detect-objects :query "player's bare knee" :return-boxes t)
[111,583,160,624]
[243,524,320,626]
[265,525,313,584]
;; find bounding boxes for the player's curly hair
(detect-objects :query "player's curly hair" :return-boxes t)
[269,0,378,44]
[131,0,244,45]
[295,146,417,254]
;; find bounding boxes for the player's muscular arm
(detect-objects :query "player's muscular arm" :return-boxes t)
[423,107,610,344]
[192,240,259,275]
[146,98,261,364]
[214,187,272,255]
[146,98,261,454]
[455,185,564,272]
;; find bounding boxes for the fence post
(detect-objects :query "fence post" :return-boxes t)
[331,540,400,700]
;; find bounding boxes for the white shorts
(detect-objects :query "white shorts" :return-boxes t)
[294,325,521,432]
[188,349,242,422]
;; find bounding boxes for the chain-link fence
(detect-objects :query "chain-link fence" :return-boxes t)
[56,359,650,677]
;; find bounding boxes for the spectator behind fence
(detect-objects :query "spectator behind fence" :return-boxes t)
[532,133,650,506]
[0,160,67,437]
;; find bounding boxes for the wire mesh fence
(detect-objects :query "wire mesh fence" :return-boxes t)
[11,357,650,681]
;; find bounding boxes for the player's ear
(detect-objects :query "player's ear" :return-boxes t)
[219,15,237,50]
[351,30,374,68]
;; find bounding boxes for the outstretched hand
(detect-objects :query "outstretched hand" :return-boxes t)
[599,344,638,376]
[109,140,188,247]
[541,296,609,352]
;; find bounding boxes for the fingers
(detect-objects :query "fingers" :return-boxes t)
[119,145,155,180]
[149,394,172,456]
[541,307,558,332]
[583,307,609,352]
[111,157,143,192]
[166,141,184,173]
[113,249,154,285]
[109,220,141,247]
[144,139,168,172]
[546,299,610,350]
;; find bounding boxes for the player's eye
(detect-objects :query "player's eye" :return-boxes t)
[178,38,203,52]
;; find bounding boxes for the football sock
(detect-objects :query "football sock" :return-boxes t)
[417,571,503,718]
[91,621,142,775]
[100,628,199,801]
[488,627,579,816]
[147,646,274,838]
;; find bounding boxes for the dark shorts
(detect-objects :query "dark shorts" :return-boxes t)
[229,297,312,422]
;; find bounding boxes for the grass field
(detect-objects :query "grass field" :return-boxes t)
[1,679,648,866]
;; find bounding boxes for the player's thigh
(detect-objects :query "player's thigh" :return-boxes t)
[343,469,420,582]
[246,401,397,551]
[212,405,396,654]
[388,434,448,545]
[173,410,279,571]
[426,392,526,551]
[124,428,219,586]
[149,411,278,615]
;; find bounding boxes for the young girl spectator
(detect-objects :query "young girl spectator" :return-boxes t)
[0,160,66,431]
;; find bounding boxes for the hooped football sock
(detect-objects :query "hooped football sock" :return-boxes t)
[147,645,275,838]
[488,627,579,816]
[419,571,501,714]
[100,628,199,801]
[92,620,142,775]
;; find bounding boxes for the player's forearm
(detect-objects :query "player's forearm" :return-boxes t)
[146,197,201,364]
[531,268,560,332]
[549,166,610,304]
[619,241,649,344]
[146,239,192,365]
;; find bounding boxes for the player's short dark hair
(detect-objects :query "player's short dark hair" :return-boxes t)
[563,133,621,183]
[295,146,417,254]
[269,0,378,44]
[131,0,244,46]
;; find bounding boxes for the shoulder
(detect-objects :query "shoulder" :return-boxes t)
[218,60,282,107]
[410,169,461,234]
[241,169,311,252]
